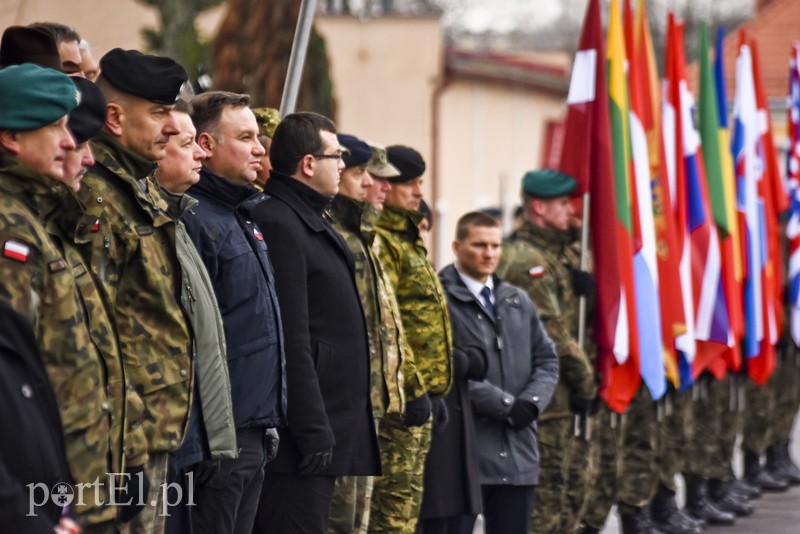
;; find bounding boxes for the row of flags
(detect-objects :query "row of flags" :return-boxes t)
[559,0,797,413]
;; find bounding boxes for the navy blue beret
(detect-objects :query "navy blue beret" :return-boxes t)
[337,133,371,168]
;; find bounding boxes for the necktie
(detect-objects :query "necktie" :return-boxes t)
[480,286,494,318]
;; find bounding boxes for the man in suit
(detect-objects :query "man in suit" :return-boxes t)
[252,112,381,533]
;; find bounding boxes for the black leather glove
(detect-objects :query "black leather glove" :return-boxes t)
[265,427,280,463]
[404,393,432,427]
[454,346,488,380]
[570,269,596,298]
[431,398,450,433]
[116,465,150,523]
[298,447,333,475]
[507,398,539,430]
[194,459,221,486]
[569,394,598,416]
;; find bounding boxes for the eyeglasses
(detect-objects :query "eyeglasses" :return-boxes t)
[312,151,344,161]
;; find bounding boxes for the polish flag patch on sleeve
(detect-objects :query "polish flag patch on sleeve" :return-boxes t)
[253,227,264,241]
[3,240,30,263]
[528,265,545,278]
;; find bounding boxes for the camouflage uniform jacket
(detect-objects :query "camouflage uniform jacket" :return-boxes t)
[375,205,453,399]
[49,187,150,476]
[79,132,192,453]
[497,220,596,420]
[329,196,425,416]
[0,153,116,524]
[161,188,236,459]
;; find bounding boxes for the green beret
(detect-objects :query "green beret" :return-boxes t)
[521,168,577,198]
[252,107,281,138]
[0,64,78,130]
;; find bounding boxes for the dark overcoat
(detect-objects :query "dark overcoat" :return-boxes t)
[252,172,380,476]
[0,301,71,532]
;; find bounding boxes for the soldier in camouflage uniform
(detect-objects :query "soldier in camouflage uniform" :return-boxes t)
[372,145,453,533]
[0,64,139,531]
[496,169,597,534]
[328,134,424,533]
[80,50,193,533]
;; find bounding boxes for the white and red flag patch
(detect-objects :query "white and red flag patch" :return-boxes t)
[3,240,30,262]
[528,266,545,278]
[253,227,264,241]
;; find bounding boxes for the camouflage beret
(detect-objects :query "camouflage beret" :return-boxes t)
[0,64,79,130]
[521,168,577,198]
[100,48,187,105]
[252,107,281,138]
[366,143,401,178]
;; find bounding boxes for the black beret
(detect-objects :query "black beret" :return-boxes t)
[386,145,426,184]
[419,199,433,227]
[521,168,577,198]
[99,48,188,104]
[337,133,371,168]
[69,78,107,144]
[0,26,61,70]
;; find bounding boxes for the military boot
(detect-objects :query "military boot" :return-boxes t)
[620,508,658,534]
[730,476,761,499]
[650,486,703,534]
[778,442,800,484]
[745,449,789,492]
[707,478,753,517]
[684,474,736,526]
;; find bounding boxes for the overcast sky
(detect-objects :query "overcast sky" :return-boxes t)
[435,0,755,34]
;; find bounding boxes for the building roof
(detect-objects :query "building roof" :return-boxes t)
[719,0,798,104]
[445,48,570,95]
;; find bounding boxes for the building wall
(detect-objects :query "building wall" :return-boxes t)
[315,14,443,194]
[434,79,565,265]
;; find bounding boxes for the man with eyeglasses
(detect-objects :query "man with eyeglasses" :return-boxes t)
[251,112,380,533]
[180,91,287,534]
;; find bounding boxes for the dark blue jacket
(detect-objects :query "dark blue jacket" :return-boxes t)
[183,169,287,430]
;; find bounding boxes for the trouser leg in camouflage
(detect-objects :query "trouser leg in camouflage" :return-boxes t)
[529,417,571,534]
[773,345,800,445]
[656,388,689,491]
[560,421,595,533]
[742,376,774,456]
[369,413,432,534]
[616,385,658,516]
[580,401,621,530]
[708,374,739,481]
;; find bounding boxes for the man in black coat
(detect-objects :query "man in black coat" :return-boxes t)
[252,112,381,533]
[0,301,75,533]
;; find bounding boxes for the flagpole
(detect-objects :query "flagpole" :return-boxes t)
[280,0,319,117]
[576,191,591,439]
[578,191,591,347]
